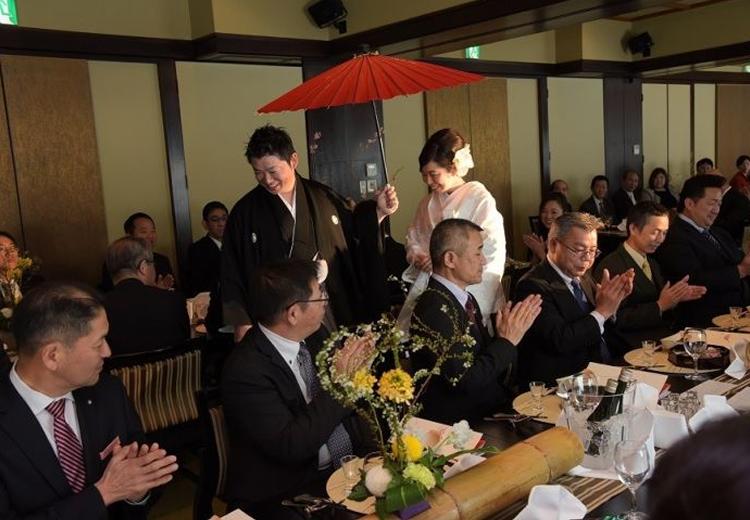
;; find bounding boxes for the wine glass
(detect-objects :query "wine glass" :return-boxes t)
[340,455,360,494]
[529,381,546,415]
[683,328,708,381]
[614,440,652,520]
[641,340,657,367]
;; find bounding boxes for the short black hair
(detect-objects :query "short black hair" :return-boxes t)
[13,281,104,356]
[648,167,669,190]
[202,201,228,221]
[248,260,318,326]
[696,157,714,170]
[736,155,750,168]
[677,174,726,212]
[429,218,483,269]
[590,175,608,190]
[123,212,154,235]
[647,414,750,519]
[245,124,296,163]
[0,231,17,244]
[622,169,639,180]
[538,192,567,215]
[627,201,668,236]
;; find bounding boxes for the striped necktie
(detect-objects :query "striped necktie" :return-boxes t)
[46,399,86,493]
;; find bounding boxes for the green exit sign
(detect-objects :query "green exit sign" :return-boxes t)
[465,46,480,59]
[0,0,17,25]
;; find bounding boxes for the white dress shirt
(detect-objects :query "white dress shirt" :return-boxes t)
[431,273,470,308]
[9,364,81,456]
[258,323,332,468]
[546,256,606,333]
[209,236,222,250]
[626,190,637,205]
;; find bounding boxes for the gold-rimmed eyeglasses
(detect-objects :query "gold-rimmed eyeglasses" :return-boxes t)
[558,241,601,259]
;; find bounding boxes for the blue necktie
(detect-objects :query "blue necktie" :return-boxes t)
[297,342,353,467]
[702,229,721,250]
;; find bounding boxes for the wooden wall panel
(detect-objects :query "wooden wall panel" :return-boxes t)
[717,84,750,179]
[0,71,22,244]
[1,55,108,284]
[425,79,514,254]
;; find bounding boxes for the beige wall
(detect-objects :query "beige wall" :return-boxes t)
[548,78,605,209]
[633,0,750,59]
[341,0,468,37]
[17,0,191,39]
[176,61,308,240]
[88,61,177,267]
[642,83,668,183]
[210,0,328,40]
[694,83,716,171]
[438,31,556,63]
[667,84,692,189]
[383,95,426,242]
[581,20,632,62]
[507,78,540,258]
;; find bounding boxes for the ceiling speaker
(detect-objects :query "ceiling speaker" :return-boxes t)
[308,0,348,33]
[628,32,654,57]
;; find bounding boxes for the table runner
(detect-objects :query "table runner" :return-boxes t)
[491,370,750,520]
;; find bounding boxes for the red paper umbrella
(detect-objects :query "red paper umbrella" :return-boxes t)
[258,53,484,113]
[258,53,484,181]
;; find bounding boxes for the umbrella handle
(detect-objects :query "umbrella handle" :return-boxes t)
[371,100,389,184]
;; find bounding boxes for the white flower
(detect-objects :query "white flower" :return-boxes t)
[364,464,392,497]
[452,145,474,177]
[450,420,472,449]
[0,307,12,319]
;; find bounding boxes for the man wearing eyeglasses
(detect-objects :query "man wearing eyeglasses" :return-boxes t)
[516,212,635,385]
[221,259,373,519]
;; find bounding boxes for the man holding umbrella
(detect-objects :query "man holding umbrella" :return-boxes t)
[222,125,399,342]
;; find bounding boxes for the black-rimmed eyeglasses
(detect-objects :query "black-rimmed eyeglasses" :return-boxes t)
[285,287,329,309]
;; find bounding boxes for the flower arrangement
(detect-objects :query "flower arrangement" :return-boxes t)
[0,254,35,332]
[316,309,496,519]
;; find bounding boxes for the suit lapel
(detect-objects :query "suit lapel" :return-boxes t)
[540,261,592,314]
[252,327,307,404]
[615,245,654,294]
[73,385,103,484]
[0,373,71,496]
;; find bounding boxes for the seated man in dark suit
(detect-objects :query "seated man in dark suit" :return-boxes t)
[101,213,176,292]
[516,212,634,385]
[221,260,373,519]
[579,175,615,223]
[612,170,644,224]
[411,219,542,424]
[0,281,178,519]
[104,237,189,356]
[595,202,706,353]
[655,174,750,327]
[187,201,227,297]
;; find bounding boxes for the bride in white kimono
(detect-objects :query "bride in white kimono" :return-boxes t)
[403,128,506,324]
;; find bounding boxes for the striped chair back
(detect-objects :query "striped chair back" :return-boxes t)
[109,344,202,433]
[194,386,228,519]
[208,404,228,497]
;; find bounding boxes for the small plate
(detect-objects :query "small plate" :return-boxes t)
[511,392,562,425]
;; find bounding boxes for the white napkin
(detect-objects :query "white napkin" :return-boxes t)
[651,408,689,449]
[211,510,255,520]
[725,340,749,379]
[632,382,659,409]
[616,219,627,231]
[443,453,485,479]
[689,394,739,431]
[513,485,586,520]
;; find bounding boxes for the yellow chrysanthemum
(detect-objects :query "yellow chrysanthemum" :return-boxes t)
[377,369,414,403]
[402,463,436,490]
[351,368,376,395]
[391,434,424,462]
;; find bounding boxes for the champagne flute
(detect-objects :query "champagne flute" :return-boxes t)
[729,306,744,328]
[529,381,546,415]
[340,455,360,494]
[641,340,657,367]
[614,440,652,520]
[683,328,708,381]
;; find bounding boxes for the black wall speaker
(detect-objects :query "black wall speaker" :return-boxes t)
[627,32,654,57]
[308,0,347,29]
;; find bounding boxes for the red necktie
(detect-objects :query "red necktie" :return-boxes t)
[46,399,86,493]
[464,297,477,326]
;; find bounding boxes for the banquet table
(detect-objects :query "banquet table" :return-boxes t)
[332,364,750,519]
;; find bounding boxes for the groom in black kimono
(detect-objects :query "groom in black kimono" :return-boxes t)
[222,125,399,342]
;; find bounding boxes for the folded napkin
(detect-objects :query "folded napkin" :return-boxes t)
[513,485,586,520]
[210,510,255,520]
[632,382,659,410]
[725,339,749,380]
[651,408,689,449]
[689,394,739,431]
